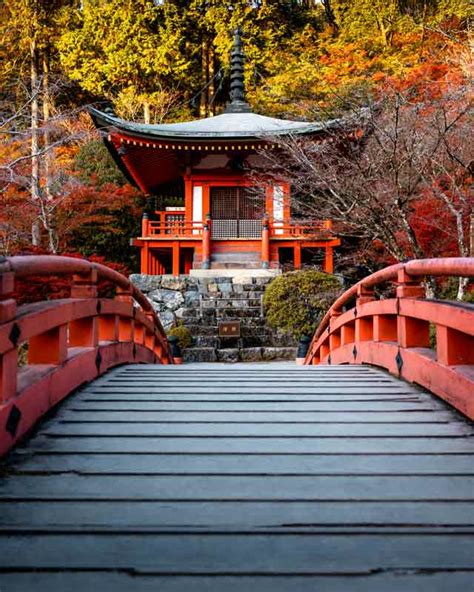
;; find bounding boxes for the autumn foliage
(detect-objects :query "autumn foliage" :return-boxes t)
[0,0,472,298]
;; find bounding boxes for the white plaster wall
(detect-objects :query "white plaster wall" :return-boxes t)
[192,185,203,235]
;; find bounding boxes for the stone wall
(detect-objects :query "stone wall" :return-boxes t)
[130,274,199,331]
[130,274,297,362]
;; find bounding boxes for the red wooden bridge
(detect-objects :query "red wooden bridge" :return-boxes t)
[0,255,473,591]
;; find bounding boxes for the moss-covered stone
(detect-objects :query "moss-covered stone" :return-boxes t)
[167,324,193,349]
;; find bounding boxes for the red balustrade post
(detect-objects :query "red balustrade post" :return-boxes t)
[141,212,150,237]
[69,270,99,348]
[70,269,98,299]
[356,284,374,307]
[202,214,211,270]
[116,286,134,342]
[144,311,156,351]
[396,267,425,299]
[396,267,429,348]
[328,310,342,351]
[0,268,17,403]
[261,214,270,269]
[0,269,16,324]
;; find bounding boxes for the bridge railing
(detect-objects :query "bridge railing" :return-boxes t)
[0,255,173,455]
[305,258,474,419]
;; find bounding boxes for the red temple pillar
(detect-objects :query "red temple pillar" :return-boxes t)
[294,242,302,270]
[202,215,211,269]
[324,246,334,274]
[172,243,180,276]
[141,242,149,274]
[261,215,270,269]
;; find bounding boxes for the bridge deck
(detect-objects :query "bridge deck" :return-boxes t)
[1,363,473,591]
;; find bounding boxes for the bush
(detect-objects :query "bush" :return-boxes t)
[263,270,342,340]
[167,324,193,349]
[463,289,474,304]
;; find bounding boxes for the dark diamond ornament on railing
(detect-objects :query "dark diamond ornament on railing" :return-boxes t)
[396,350,404,373]
[6,405,21,438]
[9,323,21,347]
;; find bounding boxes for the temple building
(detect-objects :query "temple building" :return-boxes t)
[90,28,340,276]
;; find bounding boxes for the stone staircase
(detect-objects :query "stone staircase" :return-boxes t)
[207,251,262,270]
[130,274,297,363]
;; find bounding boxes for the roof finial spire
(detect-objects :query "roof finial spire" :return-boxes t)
[225,26,251,114]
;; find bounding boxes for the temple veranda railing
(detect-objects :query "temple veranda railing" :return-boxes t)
[0,255,174,456]
[304,257,474,419]
[141,215,333,240]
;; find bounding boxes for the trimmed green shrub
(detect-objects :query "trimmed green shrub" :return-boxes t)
[463,289,474,304]
[167,324,193,349]
[263,270,342,340]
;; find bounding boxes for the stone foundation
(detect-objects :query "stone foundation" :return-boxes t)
[130,274,297,362]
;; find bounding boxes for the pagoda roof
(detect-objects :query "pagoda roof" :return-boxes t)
[89,107,338,143]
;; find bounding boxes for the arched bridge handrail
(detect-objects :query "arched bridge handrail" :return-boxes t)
[306,257,474,419]
[313,258,473,342]
[0,255,174,456]
[1,255,161,333]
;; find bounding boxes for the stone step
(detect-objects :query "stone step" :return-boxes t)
[182,348,217,363]
[196,310,264,321]
[183,347,297,363]
[201,301,262,310]
[184,325,218,336]
[210,262,263,270]
[210,253,262,270]
[194,336,220,348]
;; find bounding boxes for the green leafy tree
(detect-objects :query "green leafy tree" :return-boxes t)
[58,0,193,122]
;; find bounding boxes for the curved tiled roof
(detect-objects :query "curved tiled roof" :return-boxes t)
[90,107,337,142]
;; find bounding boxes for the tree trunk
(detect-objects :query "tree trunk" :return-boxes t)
[42,48,52,201]
[470,213,474,257]
[31,37,41,247]
[322,0,339,33]
[143,101,150,124]
[209,44,216,116]
[42,47,58,254]
[200,38,210,118]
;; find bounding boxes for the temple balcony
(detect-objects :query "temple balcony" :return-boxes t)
[140,216,335,241]
[134,214,340,276]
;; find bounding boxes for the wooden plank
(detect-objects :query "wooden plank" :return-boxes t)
[93,385,416,392]
[1,572,473,592]
[22,435,474,454]
[67,401,441,411]
[55,410,457,423]
[78,394,427,401]
[3,500,474,528]
[1,474,473,500]
[0,534,473,571]
[2,362,473,589]
[104,379,402,384]
[11,453,474,475]
[42,422,471,437]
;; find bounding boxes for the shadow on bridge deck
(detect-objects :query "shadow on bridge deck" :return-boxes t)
[1,363,473,591]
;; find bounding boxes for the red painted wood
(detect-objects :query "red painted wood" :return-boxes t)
[0,256,174,457]
[305,258,474,419]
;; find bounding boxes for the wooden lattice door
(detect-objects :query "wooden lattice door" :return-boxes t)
[210,186,264,239]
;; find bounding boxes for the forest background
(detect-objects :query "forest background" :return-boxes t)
[0,0,472,297]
